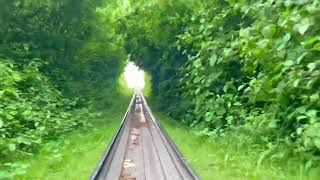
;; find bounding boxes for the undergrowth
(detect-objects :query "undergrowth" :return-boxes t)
[0,94,132,179]
[156,112,320,180]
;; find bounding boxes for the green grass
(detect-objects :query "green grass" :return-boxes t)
[155,112,319,180]
[6,91,318,180]
[14,94,132,180]
[11,75,134,180]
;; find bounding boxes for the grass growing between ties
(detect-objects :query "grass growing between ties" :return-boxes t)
[14,95,132,180]
[155,113,319,180]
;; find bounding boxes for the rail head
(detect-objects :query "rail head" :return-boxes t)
[138,91,200,180]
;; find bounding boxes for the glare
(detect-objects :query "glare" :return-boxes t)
[124,62,145,89]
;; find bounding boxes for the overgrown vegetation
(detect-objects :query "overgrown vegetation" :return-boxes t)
[17,95,131,179]
[158,112,320,180]
[118,0,320,176]
[1,0,320,179]
[0,0,126,177]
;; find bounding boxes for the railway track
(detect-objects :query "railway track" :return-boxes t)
[91,92,198,180]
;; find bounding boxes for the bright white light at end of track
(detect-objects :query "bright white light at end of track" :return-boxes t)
[124,62,145,89]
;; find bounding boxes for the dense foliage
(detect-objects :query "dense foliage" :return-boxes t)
[119,0,320,171]
[0,0,126,177]
[1,0,320,178]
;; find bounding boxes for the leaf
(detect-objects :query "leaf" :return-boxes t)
[310,94,319,103]
[205,112,213,122]
[296,18,314,35]
[195,88,201,95]
[304,36,320,47]
[297,52,308,64]
[4,88,15,96]
[306,110,318,124]
[10,73,22,83]
[226,116,233,124]
[306,78,317,89]
[299,24,310,35]
[239,28,250,38]
[296,106,306,114]
[223,84,229,93]
[268,121,277,128]
[311,43,320,51]
[238,84,246,91]
[244,87,251,93]
[193,76,202,83]
[249,78,256,86]
[38,127,46,131]
[6,114,14,120]
[307,63,317,71]
[283,33,291,42]
[193,59,202,68]
[209,54,217,66]
[297,127,303,135]
[21,110,32,117]
[261,24,277,38]
[297,116,308,121]
[0,119,3,128]
[314,139,320,149]
[293,79,300,88]
[217,108,226,116]
[9,144,16,152]
[283,60,295,66]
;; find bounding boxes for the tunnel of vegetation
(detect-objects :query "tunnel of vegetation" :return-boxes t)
[1,0,320,178]
[118,0,320,172]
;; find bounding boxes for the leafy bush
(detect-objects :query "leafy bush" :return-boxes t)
[0,0,126,177]
[177,0,320,155]
[119,0,320,169]
[0,58,101,176]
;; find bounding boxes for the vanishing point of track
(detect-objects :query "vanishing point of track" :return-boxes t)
[91,91,198,180]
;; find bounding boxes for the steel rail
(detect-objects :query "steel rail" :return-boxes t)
[139,91,199,179]
[91,91,199,180]
[90,95,135,180]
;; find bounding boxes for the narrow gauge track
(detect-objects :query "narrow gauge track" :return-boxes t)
[91,92,198,180]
